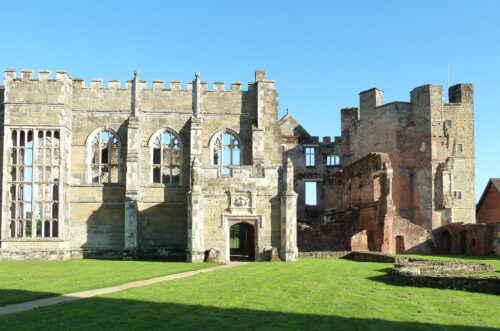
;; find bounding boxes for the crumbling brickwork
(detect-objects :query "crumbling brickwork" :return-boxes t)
[340,84,475,230]
[298,152,431,254]
[0,69,298,262]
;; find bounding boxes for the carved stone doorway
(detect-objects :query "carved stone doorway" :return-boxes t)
[227,218,258,262]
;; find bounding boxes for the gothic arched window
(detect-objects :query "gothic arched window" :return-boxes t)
[151,129,182,185]
[89,129,121,184]
[212,130,241,175]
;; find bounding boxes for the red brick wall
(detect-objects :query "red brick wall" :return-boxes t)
[433,222,499,255]
[298,152,432,254]
[477,185,500,223]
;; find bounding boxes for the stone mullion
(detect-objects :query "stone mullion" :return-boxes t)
[124,71,142,259]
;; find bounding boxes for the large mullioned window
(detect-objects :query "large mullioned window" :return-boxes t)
[90,130,120,184]
[152,129,182,185]
[213,131,241,175]
[8,129,60,238]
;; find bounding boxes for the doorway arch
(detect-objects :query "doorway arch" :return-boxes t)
[460,230,467,254]
[441,230,451,254]
[229,222,255,261]
[395,235,405,254]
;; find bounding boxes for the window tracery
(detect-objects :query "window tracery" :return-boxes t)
[212,130,241,175]
[90,130,120,184]
[151,129,182,185]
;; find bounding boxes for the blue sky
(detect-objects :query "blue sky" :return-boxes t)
[1,0,499,201]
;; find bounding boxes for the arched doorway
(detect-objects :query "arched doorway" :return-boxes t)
[441,230,451,254]
[460,230,467,254]
[229,222,255,261]
[395,235,405,254]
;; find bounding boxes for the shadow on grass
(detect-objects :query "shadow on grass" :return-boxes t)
[0,289,496,330]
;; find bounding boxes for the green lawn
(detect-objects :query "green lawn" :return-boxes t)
[0,258,498,330]
[0,258,219,306]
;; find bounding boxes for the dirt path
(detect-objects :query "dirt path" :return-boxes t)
[0,262,248,316]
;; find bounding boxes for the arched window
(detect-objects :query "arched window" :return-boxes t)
[89,129,121,184]
[151,129,182,185]
[212,130,241,175]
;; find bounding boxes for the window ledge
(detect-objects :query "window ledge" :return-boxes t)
[145,184,187,188]
[1,238,64,242]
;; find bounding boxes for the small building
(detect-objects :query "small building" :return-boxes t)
[477,178,500,223]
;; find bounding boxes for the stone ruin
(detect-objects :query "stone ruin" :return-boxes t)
[0,67,497,262]
[390,257,499,294]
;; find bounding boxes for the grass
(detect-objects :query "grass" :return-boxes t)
[0,258,219,306]
[0,257,498,330]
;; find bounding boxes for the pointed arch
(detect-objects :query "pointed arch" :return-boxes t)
[148,128,183,185]
[209,128,242,175]
[86,127,123,184]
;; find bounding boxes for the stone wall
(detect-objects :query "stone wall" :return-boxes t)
[340,84,475,231]
[279,110,341,226]
[390,258,499,294]
[298,152,431,254]
[433,222,500,255]
[0,69,297,262]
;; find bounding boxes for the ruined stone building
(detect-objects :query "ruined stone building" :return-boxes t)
[0,69,298,262]
[284,83,496,255]
[0,68,497,261]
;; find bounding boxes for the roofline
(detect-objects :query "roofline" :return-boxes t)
[476,178,500,212]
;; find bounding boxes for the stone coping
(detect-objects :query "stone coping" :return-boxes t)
[390,257,499,294]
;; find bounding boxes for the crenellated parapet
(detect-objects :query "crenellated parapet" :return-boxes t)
[2,69,271,114]
[3,69,258,92]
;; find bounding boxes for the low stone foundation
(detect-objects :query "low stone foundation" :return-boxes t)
[394,257,494,276]
[390,258,499,294]
[0,248,83,261]
[0,248,189,261]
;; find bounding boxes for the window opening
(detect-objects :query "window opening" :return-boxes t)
[90,130,120,184]
[213,131,241,175]
[327,155,340,166]
[453,191,462,200]
[305,182,317,205]
[8,129,60,238]
[457,144,463,153]
[305,147,315,167]
[152,130,182,185]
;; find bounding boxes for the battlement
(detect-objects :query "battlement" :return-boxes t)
[341,107,360,132]
[3,69,271,92]
[4,69,72,84]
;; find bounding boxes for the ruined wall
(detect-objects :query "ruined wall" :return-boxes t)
[299,152,431,254]
[279,111,341,226]
[434,222,499,255]
[340,84,475,232]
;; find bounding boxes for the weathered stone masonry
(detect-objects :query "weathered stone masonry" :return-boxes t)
[290,84,479,255]
[0,69,298,262]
